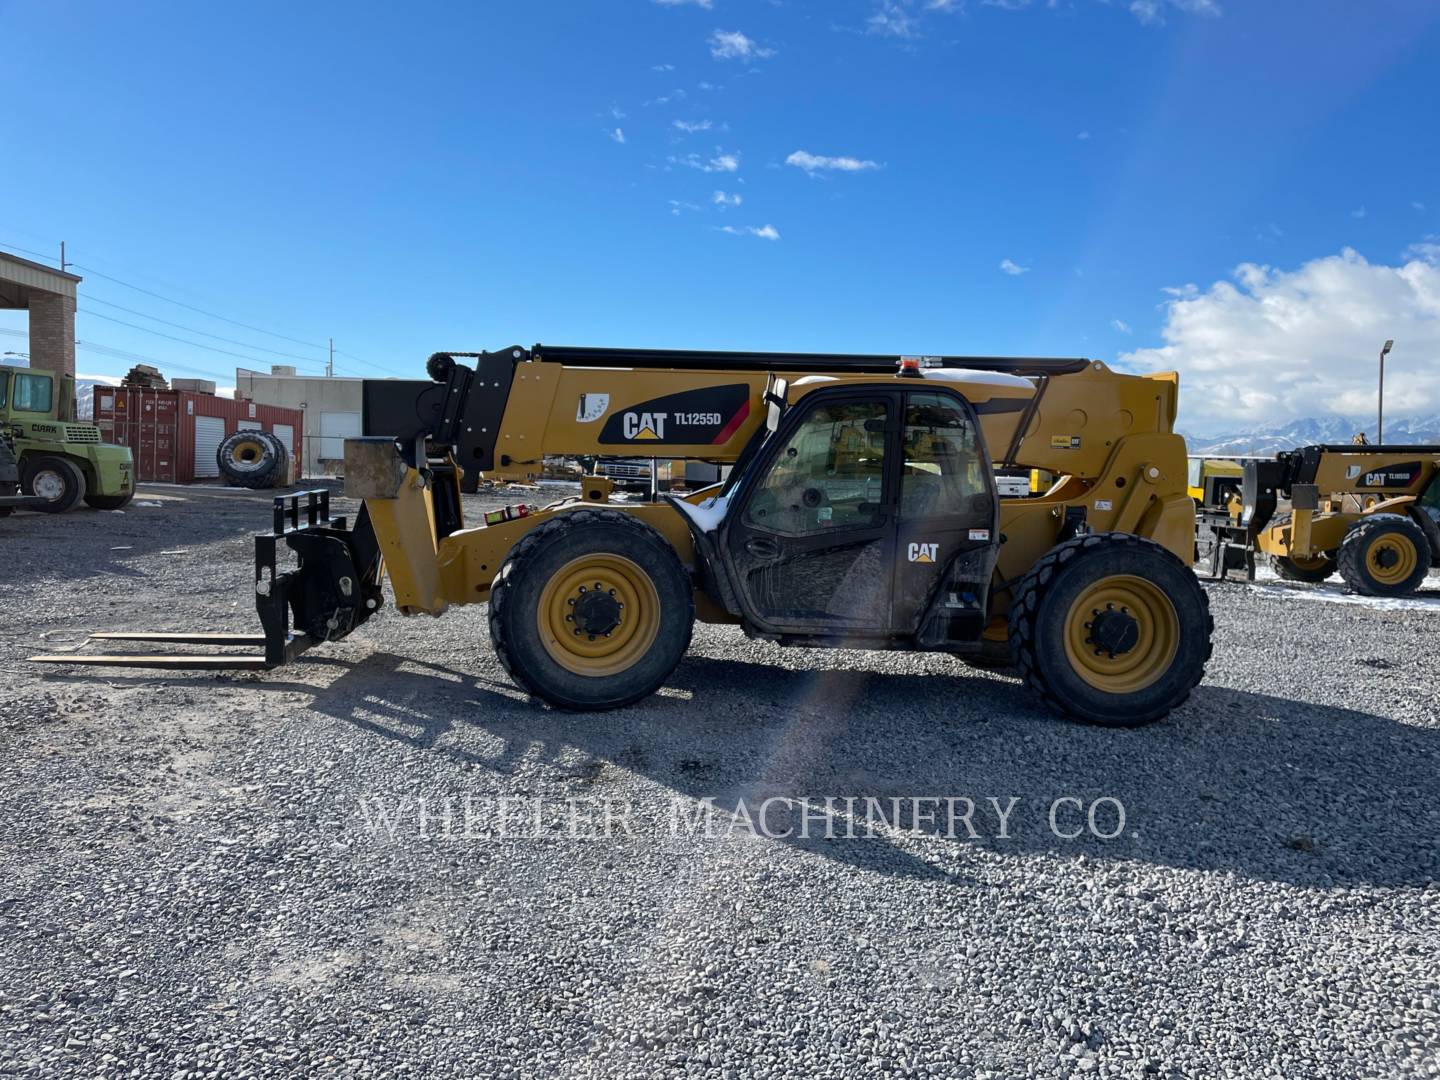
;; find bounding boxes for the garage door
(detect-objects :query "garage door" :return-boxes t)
[271,424,295,458]
[236,420,262,431]
[193,415,225,479]
[318,411,362,462]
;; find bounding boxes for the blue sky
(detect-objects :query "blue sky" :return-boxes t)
[3,0,1439,432]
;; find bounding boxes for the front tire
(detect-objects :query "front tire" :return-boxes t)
[1268,552,1336,582]
[1337,514,1431,596]
[1009,533,1213,727]
[22,455,87,514]
[488,509,695,710]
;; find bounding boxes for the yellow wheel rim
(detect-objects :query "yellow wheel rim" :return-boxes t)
[1063,575,1179,694]
[230,438,266,463]
[1365,532,1418,585]
[537,554,661,677]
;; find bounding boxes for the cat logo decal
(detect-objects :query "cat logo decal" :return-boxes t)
[908,542,938,564]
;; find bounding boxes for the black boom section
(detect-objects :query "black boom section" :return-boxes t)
[532,344,1088,377]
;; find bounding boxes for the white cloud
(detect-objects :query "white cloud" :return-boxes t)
[1130,0,1222,25]
[1111,319,1133,334]
[652,63,676,72]
[1351,206,1368,220]
[1130,0,1163,24]
[868,2,921,37]
[669,199,702,216]
[999,258,1030,275]
[983,0,1032,8]
[1121,246,1440,431]
[926,0,964,9]
[1414,201,1427,212]
[785,150,880,173]
[609,128,626,144]
[654,0,713,8]
[720,224,780,240]
[673,119,713,133]
[1076,130,1091,141]
[709,30,775,61]
[712,190,742,207]
[1404,235,1440,263]
[671,151,740,173]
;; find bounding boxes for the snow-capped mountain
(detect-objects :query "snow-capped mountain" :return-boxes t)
[1183,415,1440,456]
[74,374,123,421]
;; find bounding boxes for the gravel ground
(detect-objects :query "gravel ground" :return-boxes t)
[1,483,1437,1079]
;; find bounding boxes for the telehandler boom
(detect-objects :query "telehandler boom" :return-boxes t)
[36,344,1213,727]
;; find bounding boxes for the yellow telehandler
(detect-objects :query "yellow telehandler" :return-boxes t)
[36,345,1214,727]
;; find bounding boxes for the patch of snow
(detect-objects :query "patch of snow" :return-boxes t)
[922,369,1035,390]
[1246,579,1440,613]
[670,491,731,533]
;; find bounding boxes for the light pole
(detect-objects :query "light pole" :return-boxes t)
[1377,339,1394,444]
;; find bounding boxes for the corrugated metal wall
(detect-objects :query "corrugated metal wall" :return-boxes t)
[94,388,305,484]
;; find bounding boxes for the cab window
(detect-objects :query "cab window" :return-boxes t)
[900,392,984,518]
[0,373,8,410]
[1420,469,1440,513]
[12,373,52,414]
[745,400,887,535]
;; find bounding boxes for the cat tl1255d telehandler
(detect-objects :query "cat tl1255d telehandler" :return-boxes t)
[35,345,1214,727]
[1198,444,1440,595]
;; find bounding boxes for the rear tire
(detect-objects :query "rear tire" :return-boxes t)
[1009,532,1213,727]
[217,431,279,488]
[22,455,87,513]
[488,509,695,710]
[1268,552,1336,582]
[1337,514,1431,596]
[85,491,136,511]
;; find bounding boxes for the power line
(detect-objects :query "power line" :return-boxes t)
[0,240,60,265]
[77,308,326,374]
[70,262,331,352]
[84,294,340,368]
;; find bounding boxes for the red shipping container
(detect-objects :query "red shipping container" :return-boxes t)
[94,387,305,485]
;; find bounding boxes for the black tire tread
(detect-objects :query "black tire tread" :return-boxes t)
[1008,532,1214,727]
[488,508,695,708]
[1337,513,1432,597]
[22,454,87,514]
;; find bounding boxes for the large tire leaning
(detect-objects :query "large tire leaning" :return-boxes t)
[1337,513,1432,597]
[1009,533,1214,728]
[217,431,279,489]
[85,490,136,511]
[488,509,695,710]
[22,455,87,514]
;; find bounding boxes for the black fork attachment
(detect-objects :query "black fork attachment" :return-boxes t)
[31,490,385,671]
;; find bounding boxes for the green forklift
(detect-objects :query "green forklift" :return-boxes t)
[0,363,134,512]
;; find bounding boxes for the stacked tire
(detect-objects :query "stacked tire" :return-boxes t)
[217,431,288,489]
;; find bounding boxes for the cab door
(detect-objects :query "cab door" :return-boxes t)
[720,388,898,634]
[891,389,999,639]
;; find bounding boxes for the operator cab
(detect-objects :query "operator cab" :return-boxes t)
[672,373,1002,650]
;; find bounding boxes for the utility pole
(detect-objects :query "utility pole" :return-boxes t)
[59,241,66,273]
[1377,339,1394,445]
[327,337,334,378]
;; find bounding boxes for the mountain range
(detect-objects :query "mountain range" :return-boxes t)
[1182,415,1440,456]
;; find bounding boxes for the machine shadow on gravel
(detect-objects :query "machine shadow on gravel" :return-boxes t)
[168,647,1440,893]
